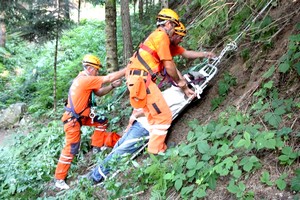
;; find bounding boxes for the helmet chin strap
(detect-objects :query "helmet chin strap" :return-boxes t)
[159,21,174,38]
[83,66,92,76]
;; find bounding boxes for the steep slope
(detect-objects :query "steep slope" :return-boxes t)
[166,1,300,199]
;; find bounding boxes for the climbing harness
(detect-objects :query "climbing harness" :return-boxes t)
[89,92,96,124]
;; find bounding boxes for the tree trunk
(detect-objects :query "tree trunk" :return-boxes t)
[133,0,137,15]
[121,0,133,66]
[105,0,118,71]
[78,0,81,23]
[53,0,61,111]
[0,12,5,48]
[145,0,148,14]
[161,0,168,8]
[63,0,70,20]
[138,0,143,21]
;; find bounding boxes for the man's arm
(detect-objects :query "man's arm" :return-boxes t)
[102,68,126,84]
[94,79,122,96]
[163,60,195,97]
[181,50,216,59]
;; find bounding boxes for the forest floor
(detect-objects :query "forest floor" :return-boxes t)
[165,1,300,199]
[1,0,299,199]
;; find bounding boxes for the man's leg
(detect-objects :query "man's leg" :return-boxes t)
[83,116,121,150]
[144,82,172,154]
[55,120,81,189]
[91,121,149,182]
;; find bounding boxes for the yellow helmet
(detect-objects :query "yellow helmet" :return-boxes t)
[82,54,102,69]
[175,22,187,36]
[156,8,179,26]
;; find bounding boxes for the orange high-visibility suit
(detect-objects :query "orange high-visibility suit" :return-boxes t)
[126,27,184,154]
[55,72,120,180]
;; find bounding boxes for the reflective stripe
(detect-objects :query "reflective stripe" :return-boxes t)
[58,160,71,164]
[150,124,170,130]
[98,167,107,180]
[149,124,170,136]
[152,103,161,114]
[95,128,106,131]
[149,129,167,136]
[61,154,73,160]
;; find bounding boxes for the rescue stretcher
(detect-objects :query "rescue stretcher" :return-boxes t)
[92,0,274,184]
[101,42,238,182]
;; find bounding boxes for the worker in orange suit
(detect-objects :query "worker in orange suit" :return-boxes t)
[126,8,195,155]
[55,54,126,190]
[170,22,216,59]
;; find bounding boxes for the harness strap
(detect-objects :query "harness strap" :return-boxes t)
[139,43,159,61]
[136,51,157,88]
[64,75,96,124]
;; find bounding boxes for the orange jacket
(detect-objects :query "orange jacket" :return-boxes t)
[62,72,103,121]
[128,27,173,73]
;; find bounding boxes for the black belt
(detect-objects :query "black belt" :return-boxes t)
[63,116,82,126]
[129,69,148,76]
[63,116,76,124]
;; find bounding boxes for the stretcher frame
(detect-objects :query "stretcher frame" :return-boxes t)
[103,55,228,183]
[94,0,274,185]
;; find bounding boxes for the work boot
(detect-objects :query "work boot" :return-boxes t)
[55,179,70,190]
[79,171,99,185]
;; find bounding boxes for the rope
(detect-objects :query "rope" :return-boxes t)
[233,0,274,43]
[190,0,273,72]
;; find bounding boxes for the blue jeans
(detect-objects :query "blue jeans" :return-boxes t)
[91,121,149,182]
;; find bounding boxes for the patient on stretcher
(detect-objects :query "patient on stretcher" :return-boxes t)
[87,71,205,183]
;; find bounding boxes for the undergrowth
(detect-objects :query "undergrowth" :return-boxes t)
[0,1,299,199]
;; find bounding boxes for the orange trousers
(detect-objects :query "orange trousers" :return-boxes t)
[127,74,172,154]
[55,116,120,180]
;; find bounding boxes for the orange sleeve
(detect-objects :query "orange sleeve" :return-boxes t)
[170,44,185,56]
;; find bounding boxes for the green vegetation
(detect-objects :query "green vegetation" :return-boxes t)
[0,1,299,199]
[210,72,237,111]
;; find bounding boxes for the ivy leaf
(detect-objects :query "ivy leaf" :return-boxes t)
[263,65,275,78]
[264,112,281,128]
[164,173,174,180]
[264,139,276,149]
[197,141,210,154]
[294,62,300,75]
[232,169,242,179]
[181,185,194,195]
[187,131,195,141]
[274,107,286,115]
[186,156,197,169]
[207,173,217,190]
[275,179,286,190]
[227,181,239,194]
[175,179,183,191]
[291,168,300,192]
[292,52,300,60]
[263,81,273,89]
[260,171,273,186]
[193,187,207,198]
[187,169,196,178]
[291,175,300,192]
[279,62,290,73]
